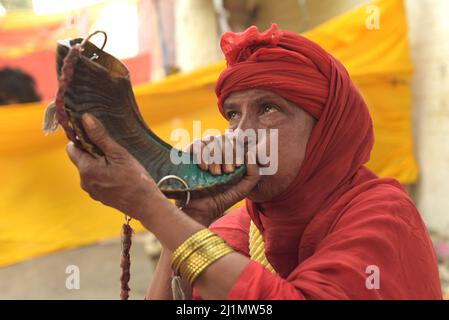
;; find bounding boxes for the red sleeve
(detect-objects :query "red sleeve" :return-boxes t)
[208,206,251,256]
[227,195,442,300]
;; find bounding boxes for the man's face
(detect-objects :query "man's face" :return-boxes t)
[223,89,316,202]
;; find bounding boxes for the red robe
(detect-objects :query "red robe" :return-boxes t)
[193,24,442,300]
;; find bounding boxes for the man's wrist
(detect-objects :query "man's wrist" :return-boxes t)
[137,192,172,230]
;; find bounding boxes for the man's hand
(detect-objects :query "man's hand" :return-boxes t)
[66,114,261,227]
[178,135,261,226]
[66,113,163,220]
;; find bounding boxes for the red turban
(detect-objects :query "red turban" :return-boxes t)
[216,24,330,119]
[192,24,441,299]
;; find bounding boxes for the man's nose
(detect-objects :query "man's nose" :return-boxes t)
[236,112,258,132]
[232,113,260,148]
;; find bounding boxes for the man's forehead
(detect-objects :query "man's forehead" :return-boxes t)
[224,89,281,107]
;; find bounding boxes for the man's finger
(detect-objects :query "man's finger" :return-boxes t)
[245,150,261,181]
[188,139,208,171]
[207,136,223,176]
[219,150,260,206]
[82,113,125,158]
[232,133,246,168]
[221,134,234,173]
[237,150,260,190]
[66,142,86,167]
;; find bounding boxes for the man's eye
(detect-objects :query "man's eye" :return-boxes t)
[227,111,237,119]
[263,104,277,113]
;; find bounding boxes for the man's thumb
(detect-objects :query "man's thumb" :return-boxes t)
[82,113,124,157]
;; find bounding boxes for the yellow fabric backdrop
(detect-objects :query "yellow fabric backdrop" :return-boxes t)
[0,0,417,267]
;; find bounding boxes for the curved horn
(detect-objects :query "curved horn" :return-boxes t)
[49,32,245,199]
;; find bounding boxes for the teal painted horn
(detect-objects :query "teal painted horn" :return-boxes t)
[45,31,245,199]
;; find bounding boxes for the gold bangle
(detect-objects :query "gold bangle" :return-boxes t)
[186,246,234,285]
[179,237,226,270]
[171,229,215,271]
[172,235,223,272]
[179,240,234,285]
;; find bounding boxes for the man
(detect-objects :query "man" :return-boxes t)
[67,24,442,299]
